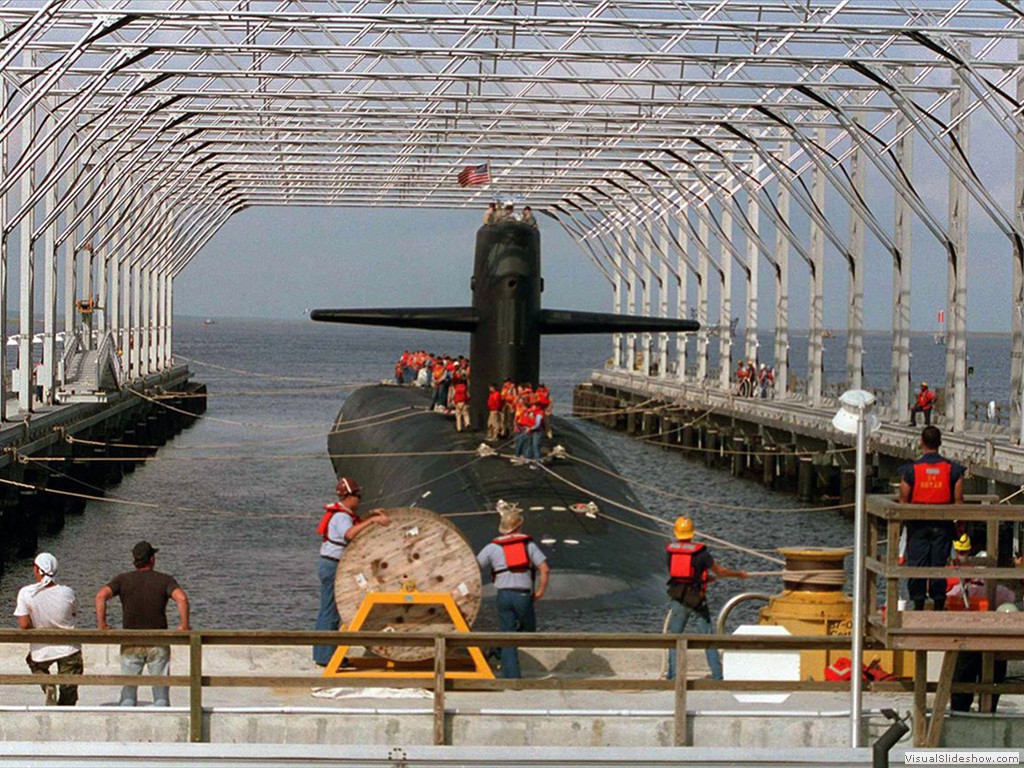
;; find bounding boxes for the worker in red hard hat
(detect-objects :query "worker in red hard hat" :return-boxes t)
[313,477,390,667]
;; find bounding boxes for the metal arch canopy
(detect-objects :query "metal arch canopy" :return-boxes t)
[2,1,1024,431]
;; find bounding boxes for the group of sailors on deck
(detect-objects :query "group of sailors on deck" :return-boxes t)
[483,201,537,228]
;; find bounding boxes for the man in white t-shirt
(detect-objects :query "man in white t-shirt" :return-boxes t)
[13,553,83,705]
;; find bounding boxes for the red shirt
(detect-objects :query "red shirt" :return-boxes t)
[487,391,503,411]
[452,383,469,403]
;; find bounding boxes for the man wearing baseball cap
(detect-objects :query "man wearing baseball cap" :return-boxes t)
[313,477,390,667]
[14,553,83,705]
[95,541,190,706]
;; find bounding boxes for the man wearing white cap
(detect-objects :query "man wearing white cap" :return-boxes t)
[13,553,83,706]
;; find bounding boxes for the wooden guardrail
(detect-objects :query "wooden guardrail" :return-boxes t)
[1,629,1022,747]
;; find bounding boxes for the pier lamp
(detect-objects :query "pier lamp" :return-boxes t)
[831,390,880,749]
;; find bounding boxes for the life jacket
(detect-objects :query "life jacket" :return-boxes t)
[916,390,935,409]
[491,534,534,579]
[666,541,708,585]
[487,391,503,411]
[911,460,953,504]
[825,657,896,682]
[452,383,468,403]
[501,383,516,404]
[317,502,358,545]
[516,407,535,429]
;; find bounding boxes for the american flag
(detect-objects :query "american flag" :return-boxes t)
[457,162,491,187]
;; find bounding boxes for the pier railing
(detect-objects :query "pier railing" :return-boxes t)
[1,628,1022,747]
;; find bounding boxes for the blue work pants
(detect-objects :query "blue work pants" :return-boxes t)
[666,600,722,680]
[496,589,536,679]
[119,645,171,706]
[313,556,341,666]
[514,431,530,458]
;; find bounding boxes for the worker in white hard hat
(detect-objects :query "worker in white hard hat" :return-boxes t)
[664,516,747,681]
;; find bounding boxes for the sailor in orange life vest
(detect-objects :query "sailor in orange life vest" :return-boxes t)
[897,426,964,611]
[313,477,390,667]
[475,502,550,679]
[665,516,747,681]
[910,382,937,426]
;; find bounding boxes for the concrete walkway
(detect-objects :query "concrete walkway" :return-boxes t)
[1,644,1020,749]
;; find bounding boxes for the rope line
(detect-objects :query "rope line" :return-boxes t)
[565,453,854,514]
[178,355,341,384]
[533,463,785,565]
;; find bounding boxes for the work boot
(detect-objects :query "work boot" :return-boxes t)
[933,598,945,611]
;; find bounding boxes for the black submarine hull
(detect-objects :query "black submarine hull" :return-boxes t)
[329,384,667,611]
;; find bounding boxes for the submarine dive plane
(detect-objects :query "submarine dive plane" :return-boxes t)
[311,221,699,614]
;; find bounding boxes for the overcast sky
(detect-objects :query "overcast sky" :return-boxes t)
[175,202,1016,333]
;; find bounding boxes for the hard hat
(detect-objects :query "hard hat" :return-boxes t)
[336,477,362,498]
[921,382,928,388]
[673,516,694,541]
[996,602,1019,613]
[953,533,971,553]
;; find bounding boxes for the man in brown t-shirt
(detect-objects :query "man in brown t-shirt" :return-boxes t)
[95,541,189,707]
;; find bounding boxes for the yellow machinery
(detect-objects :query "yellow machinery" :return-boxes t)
[758,547,913,679]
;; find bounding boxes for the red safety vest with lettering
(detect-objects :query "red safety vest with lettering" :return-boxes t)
[317,502,358,543]
[491,534,533,578]
[666,541,708,585]
[911,461,953,504]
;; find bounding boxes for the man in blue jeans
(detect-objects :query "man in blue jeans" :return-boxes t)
[476,502,550,678]
[665,516,746,680]
[96,541,190,706]
[313,477,390,667]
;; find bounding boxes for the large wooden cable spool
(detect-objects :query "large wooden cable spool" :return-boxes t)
[333,506,483,662]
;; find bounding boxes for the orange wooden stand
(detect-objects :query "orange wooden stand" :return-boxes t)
[321,590,494,680]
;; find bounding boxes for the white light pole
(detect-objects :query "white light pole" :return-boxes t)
[832,389,880,749]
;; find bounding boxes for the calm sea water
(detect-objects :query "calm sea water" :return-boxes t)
[0,319,1013,633]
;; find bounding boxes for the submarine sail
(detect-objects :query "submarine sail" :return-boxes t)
[311,220,700,610]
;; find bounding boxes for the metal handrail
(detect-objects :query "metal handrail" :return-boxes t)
[57,329,82,386]
[0,628,1020,748]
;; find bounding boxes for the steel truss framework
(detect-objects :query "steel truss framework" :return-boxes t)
[2,1,1024,435]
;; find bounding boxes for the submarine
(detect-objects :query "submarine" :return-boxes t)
[311,220,699,615]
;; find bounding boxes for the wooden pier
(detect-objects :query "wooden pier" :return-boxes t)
[581,369,1024,490]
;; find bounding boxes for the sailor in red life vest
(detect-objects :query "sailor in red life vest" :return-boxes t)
[664,516,747,681]
[486,384,504,442]
[475,502,550,679]
[535,383,553,439]
[452,379,470,432]
[897,426,964,611]
[910,382,937,426]
[313,477,390,667]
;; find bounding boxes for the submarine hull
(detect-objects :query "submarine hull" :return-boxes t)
[329,385,667,611]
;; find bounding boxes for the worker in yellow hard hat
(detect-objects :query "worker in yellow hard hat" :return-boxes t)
[664,515,747,681]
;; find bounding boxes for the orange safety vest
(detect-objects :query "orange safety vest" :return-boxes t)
[666,541,708,585]
[491,534,533,578]
[535,387,551,407]
[501,383,516,403]
[317,503,358,545]
[516,407,536,429]
[911,461,953,504]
